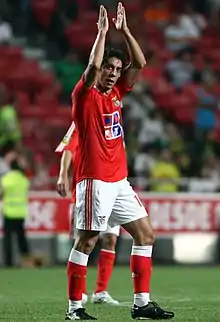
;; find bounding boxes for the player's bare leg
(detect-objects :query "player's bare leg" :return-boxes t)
[92,233,119,305]
[66,230,99,320]
[123,216,174,320]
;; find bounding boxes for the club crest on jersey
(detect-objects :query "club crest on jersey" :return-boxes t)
[103,111,122,140]
[112,96,122,108]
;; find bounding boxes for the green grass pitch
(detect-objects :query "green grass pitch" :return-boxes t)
[1,266,220,321]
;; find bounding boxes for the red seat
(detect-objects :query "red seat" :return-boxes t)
[173,107,195,124]
[7,60,40,90]
[35,91,59,106]
[19,105,52,118]
[170,93,196,124]
[148,78,175,111]
[214,84,220,96]
[150,78,174,97]
[34,71,55,91]
[32,0,57,27]
[15,91,30,109]
[156,49,173,64]
[124,0,141,12]
[141,67,162,81]
[181,84,198,102]
[0,46,23,61]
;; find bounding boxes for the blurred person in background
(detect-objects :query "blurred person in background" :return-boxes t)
[200,56,216,84]
[124,119,141,177]
[165,123,186,155]
[7,0,30,35]
[134,147,158,191]
[195,76,218,142]
[0,94,21,151]
[54,52,85,102]
[165,123,190,178]
[144,0,171,28]
[56,123,120,306]
[174,151,191,178]
[0,140,17,177]
[200,152,220,180]
[165,49,195,88]
[164,11,200,52]
[134,147,158,179]
[58,0,79,24]
[32,154,51,190]
[0,15,13,44]
[183,3,207,32]
[123,81,156,122]
[138,109,166,149]
[0,158,32,267]
[150,148,180,192]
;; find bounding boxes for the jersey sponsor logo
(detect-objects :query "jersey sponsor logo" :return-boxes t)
[103,111,122,140]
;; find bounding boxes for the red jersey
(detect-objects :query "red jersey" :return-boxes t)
[72,76,130,183]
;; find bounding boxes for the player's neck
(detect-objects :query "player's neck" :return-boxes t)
[95,84,112,96]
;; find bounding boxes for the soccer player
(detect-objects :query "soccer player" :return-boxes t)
[66,2,174,320]
[56,122,119,305]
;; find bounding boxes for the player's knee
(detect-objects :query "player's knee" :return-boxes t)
[123,217,155,246]
[102,233,117,251]
[74,230,99,255]
[133,229,155,246]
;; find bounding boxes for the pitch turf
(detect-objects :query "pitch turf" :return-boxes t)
[0,266,220,321]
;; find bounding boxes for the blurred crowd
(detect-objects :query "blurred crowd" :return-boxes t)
[1,0,220,192]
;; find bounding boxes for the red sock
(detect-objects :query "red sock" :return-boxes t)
[67,249,88,301]
[82,277,87,295]
[94,249,115,294]
[130,246,153,306]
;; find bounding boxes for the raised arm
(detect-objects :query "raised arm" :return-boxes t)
[113,2,146,87]
[84,5,109,89]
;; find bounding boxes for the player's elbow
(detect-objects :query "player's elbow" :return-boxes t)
[133,60,146,70]
[84,64,99,88]
[88,62,100,73]
[138,59,147,69]
[141,59,147,68]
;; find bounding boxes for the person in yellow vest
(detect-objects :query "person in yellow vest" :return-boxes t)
[0,159,31,267]
[0,97,21,149]
[150,148,181,192]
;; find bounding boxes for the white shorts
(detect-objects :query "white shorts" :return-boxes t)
[75,178,147,232]
[70,204,120,237]
[99,224,120,237]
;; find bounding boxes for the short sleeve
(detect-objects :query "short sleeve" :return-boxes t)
[64,130,78,153]
[55,122,77,154]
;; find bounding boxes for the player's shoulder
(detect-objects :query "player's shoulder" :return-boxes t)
[114,78,132,99]
[71,74,96,100]
[112,83,120,96]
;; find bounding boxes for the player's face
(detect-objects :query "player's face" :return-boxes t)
[99,57,123,90]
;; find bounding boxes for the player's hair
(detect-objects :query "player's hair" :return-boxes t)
[11,159,22,171]
[102,47,127,71]
[0,140,16,157]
